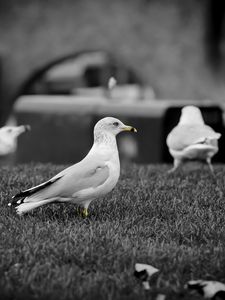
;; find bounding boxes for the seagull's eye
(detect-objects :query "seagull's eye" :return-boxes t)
[113,122,119,127]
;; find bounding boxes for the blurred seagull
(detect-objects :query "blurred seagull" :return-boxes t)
[166,106,221,173]
[108,76,117,90]
[134,263,159,290]
[9,117,137,216]
[186,280,225,299]
[107,76,117,99]
[155,295,166,300]
[0,125,30,156]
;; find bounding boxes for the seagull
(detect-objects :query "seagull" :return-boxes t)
[108,77,117,90]
[166,106,221,173]
[134,263,159,290]
[186,280,225,299]
[0,125,31,156]
[9,117,137,216]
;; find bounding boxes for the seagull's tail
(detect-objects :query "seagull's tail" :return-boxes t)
[14,199,54,215]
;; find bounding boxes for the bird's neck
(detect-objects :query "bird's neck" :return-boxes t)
[93,131,117,148]
[179,116,205,126]
[88,131,119,166]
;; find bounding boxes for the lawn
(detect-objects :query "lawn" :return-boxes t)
[0,163,225,300]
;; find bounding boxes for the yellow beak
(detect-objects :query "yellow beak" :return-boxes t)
[122,125,137,133]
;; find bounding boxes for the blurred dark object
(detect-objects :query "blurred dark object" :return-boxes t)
[16,112,160,165]
[16,113,93,164]
[205,0,225,70]
[0,52,13,127]
[19,50,143,96]
[0,54,4,124]
[162,105,225,162]
[15,97,225,164]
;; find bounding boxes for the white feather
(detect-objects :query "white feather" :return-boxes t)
[16,199,55,215]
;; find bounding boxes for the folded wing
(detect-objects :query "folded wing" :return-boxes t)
[167,124,221,151]
[12,176,63,201]
[11,158,110,204]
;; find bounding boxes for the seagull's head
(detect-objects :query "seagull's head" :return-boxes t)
[94,117,137,137]
[0,125,31,155]
[0,125,31,140]
[179,106,204,125]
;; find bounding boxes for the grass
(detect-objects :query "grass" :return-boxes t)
[0,162,225,300]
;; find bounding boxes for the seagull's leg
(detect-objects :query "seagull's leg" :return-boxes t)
[80,201,92,217]
[206,157,215,175]
[81,207,88,218]
[76,206,88,217]
[168,158,181,173]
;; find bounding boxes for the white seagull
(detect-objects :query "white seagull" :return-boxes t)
[0,125,30,156]
[166,106,221,173]
[186,280,225,299]
[108,76,117,90]
[9,117,137,216]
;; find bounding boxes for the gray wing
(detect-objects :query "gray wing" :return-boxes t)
[11,176,63,205]
[12,158,110,203]
[12,176,63,199]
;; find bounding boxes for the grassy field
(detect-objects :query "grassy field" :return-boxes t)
[0,162,225,300]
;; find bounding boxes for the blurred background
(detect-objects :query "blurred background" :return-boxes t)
[1,0,225,165]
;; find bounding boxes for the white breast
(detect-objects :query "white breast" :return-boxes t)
[94,146,120,196]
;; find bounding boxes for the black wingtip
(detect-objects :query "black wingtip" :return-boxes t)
[9,175,63,207]
[134,270,149,281]
[9,195,25,207]
[12,191,27,199]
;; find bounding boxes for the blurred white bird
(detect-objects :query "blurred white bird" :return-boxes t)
[166,106,221,173]
[186,280,225,299]
[134,263,159,290]
[9,117,137,216]
[0,125,30,156]
[155,294,166,300]
[108,76,117,90]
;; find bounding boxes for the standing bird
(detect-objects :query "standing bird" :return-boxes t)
[166,106,221,173]
[9,117,137,216]
[0,125,31,156]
